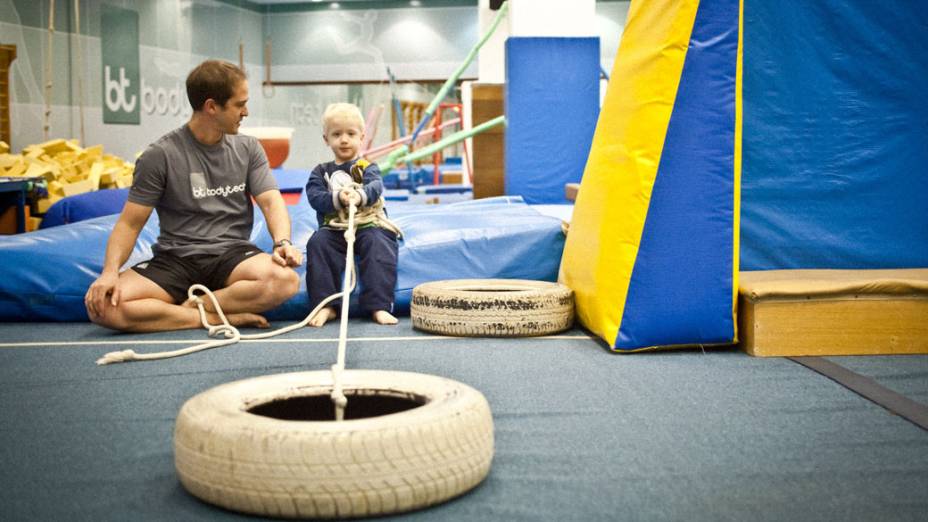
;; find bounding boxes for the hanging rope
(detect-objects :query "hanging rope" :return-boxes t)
[73,0,85,144]
[43,0,56,140]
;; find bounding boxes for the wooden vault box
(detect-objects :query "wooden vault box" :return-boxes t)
[738,269,928,357]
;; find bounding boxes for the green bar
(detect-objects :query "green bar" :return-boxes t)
[379,116,505,175]
[378,145,410,174]
[409,1,509,141]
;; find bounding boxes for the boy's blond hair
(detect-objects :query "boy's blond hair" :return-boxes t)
[322,103,365,133]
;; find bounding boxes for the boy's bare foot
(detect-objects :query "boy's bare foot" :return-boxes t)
[309,307,337,327]
[372,310,398,325]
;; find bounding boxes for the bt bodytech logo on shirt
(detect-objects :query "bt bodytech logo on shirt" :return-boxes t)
[190,172,246,199]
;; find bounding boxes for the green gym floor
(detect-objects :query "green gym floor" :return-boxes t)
[0,319,926,521]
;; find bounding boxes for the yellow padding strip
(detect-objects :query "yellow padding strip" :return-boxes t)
[732,0,744,342]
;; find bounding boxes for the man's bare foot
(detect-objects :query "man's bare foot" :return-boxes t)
[309,307,337,327]
[372,310,398,325]
[225,312,269,328]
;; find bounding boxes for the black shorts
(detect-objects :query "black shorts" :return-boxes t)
[131,243,263,304]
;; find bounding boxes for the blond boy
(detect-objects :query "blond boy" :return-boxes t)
[304,103,399,327]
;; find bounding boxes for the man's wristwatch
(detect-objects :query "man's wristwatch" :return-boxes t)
[274,239,292,249]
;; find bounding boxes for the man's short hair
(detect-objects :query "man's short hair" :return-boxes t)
[322,103,365,133]
[186,60,247,111]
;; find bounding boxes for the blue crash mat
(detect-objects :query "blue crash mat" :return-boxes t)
[0,196,565,321]
[273,168,310,193]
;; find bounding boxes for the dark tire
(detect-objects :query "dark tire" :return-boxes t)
[174,370,494,519]
[411,279,574,337]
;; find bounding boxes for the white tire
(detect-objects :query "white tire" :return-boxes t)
[411,279,574,337]
[174,370,494,519]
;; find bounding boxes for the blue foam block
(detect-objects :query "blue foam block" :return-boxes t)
[505,37,600,204]
[39,189,129,229]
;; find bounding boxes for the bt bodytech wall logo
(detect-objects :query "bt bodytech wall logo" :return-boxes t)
[101,7,140,124]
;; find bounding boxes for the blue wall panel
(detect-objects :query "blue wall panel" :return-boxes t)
[741,1,928,269]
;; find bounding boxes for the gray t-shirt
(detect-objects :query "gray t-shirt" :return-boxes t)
[128,125,278,256]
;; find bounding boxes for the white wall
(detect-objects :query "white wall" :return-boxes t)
[2,0,263,160]
[2,0,630,169]
[509,0,597,37]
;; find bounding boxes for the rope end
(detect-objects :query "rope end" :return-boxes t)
[96,349,137,365]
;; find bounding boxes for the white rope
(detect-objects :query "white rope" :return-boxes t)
[327,196,402,238]
[94,267,358,365]
[95,200,368,421]
[330,202,356,421]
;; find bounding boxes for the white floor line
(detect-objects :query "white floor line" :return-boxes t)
[0,334,593,349]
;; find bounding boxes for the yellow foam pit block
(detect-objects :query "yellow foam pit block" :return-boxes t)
[61,178,96,197]
[53,152,76,163]
[46,162,61,177]
[38,139,71,155]
[59,167,78,181]
[4,161,26,177]
[24,155,49,166]
[739,269,928,357]
[23,162,52,179]
[88,161,103,188]
[26,216,42,232]
[100,167,122,185]
[115,173,133,188]
[72,158,92,175]
[36,195,61,214]
[47,181,64,196]
[80,144,104,160]
[0,141,9,154]
[0,154,21,168]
